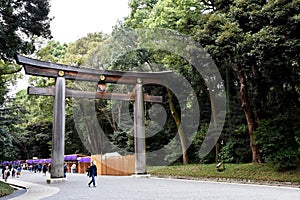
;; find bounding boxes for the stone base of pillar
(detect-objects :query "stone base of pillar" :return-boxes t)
[131,174,151,178]
[46,178,67,184]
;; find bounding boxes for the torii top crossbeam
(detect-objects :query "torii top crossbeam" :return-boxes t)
[16,55,172,85]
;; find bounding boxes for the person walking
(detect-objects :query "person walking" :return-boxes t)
[64,163,68,178]
[3,166,10,182]
[11,167,16,178]
[87,161,98,187]
[71,163,76,173]
[42,164,47,176]
[16,165,22,178]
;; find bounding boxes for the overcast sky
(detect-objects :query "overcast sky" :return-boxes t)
[49,0,130,43]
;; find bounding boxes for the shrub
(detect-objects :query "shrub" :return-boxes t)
[0,181,14,197]
[255,114,300,171]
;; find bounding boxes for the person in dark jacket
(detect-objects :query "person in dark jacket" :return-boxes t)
[87,161,98,187]
[42,164,47,176]
[64,163,67,178]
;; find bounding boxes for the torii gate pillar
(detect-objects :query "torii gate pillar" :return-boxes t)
[134,81,146,174]
[51,76,66,178]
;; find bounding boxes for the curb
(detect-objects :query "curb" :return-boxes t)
[6,183,27,190]
[152,175,300,188]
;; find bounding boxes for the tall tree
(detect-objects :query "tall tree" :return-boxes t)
[0,0,52,105]
[0,0,52,161]
[195,0,300,163]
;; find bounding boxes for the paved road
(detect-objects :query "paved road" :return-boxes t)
[1,171,300,200]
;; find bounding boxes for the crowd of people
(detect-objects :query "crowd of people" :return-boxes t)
[0,162,54,181]
[0,162,78,181]
[1,161,99,187]
[1,164,23,182]
[26,163,51,175]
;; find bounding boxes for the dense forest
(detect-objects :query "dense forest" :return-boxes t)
[1,0,299,171]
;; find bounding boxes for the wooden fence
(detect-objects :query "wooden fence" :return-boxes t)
[91,154,135,176]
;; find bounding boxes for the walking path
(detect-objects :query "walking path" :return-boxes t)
[1,171,300,200]
[1,171,59,200]
[5,179,59,200]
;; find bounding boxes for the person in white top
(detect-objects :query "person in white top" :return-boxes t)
[71,163,76,173]
[4,166,10,182]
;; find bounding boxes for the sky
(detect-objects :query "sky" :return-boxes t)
[49,0,131,43]
[9,0,130,95]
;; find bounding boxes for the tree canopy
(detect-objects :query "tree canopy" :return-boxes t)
[124,0,300,167]
[0,0,52,61]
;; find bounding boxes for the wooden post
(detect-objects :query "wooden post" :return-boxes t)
[134,80,146,174]
[51,77,66,178]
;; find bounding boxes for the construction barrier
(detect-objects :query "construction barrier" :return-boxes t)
[91,154,135,176]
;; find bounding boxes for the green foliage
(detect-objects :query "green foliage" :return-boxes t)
[112,129,134,153]
[143,0,204,33]
[255,114,300,170]
[0,0,52,61]
[221,124,252,163]
[5,90,52,159]
[195,0,300,163]
[0,0,52,161]
[0,60,22,106]
[0,105,24,161]
[123,0,300,165]
[126,0,158,28]
[187,124,212,163]
[64,32,106,66]
[35,41,68,62]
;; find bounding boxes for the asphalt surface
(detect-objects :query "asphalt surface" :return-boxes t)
[1,171,300,200]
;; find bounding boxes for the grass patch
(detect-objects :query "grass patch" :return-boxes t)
[147,163,300,183]
[0,181,14,197]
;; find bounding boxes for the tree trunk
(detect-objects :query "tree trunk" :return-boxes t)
[210,91,220,163]
[234,67,263,163]
[167,89,188,164]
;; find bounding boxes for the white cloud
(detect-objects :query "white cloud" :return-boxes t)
[49,0,130,43]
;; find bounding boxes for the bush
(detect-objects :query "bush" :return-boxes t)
[255,114,300,171]
[221,124,252,163]
[187,123,216,163]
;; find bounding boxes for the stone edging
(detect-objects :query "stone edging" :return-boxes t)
[152,175,300,188]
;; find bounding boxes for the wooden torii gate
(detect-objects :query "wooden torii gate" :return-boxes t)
[16,55,171,180]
